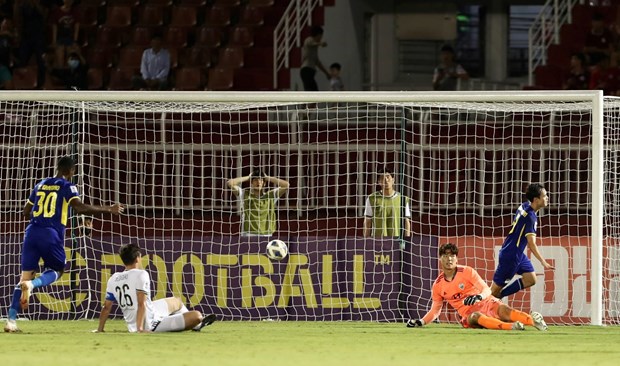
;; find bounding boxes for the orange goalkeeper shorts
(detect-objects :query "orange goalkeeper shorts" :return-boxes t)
[460,297,502,328]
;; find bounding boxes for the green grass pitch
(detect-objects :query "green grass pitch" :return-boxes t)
[2,320,620,366]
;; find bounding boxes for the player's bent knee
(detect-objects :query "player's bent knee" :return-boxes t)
[522,273,537,287]
[183,311,202,330]
[468,312,482,325]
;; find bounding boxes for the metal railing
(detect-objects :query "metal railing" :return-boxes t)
[273,0,323,89]
[528,0,579,85]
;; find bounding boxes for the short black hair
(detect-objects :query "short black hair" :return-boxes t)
[68,52,79,59]
[119,243,142,265]
[330,63,341,70]
[592,12,604,22]
[440,45,455,54]
[377,165,394,177]
[151,34,163,41]
[526,183,546,202]
[571,52,587,66]
[251,168,266,179]
[310,26,324,37]
[57,156,75,173]
[439,243,458,256]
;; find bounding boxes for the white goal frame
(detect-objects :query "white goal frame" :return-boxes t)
[0,90,604,325]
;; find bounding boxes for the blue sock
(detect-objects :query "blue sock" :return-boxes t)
[500,278,525,298]
[8,285,22,321]
[31,270,60,289]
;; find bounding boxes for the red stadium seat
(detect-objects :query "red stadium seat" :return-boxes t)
[168,48,179,69]
[207,67,234,90]
[229,27,254,48]
[174,67,203,90]
[108,67,138,90]
[107,0,140,6]
[248,0,274,6]
[105,7,132,28]
[196,26,222,48]
[118,46,145,69]
[179,46,212,67]
[218,47,244,68]
[178,0,207,6]
[87,68,104,89]
[238,6,264,26]
[143,0,173,6]
[79,5,99,28]
[205,6,231,27]
[96,26,122,48]
[170,5,198,28]
[164,27,188,48]
[86,47,113,68]
[214,0,240,7]
[131,27,153,47]
[137,5,165,27]
[12,67,38,90]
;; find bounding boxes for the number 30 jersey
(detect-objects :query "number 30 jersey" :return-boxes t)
[105,268,157,333]
[27,177,80,239]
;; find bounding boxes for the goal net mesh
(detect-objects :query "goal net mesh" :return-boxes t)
[0,95,616,325]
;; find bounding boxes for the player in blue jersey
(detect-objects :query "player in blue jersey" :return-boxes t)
[4,157,124,333]
[490,183,555,299]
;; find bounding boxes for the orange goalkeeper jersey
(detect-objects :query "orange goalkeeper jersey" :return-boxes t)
[421,265,492,324]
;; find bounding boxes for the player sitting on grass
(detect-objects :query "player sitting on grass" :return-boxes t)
[490,183,554,299]
[406,243,548,331]
[4,156,124,333]
[96,243,216,333]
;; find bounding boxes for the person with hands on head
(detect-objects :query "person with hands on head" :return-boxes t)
[227,168,289,237]
[406,243,548,331]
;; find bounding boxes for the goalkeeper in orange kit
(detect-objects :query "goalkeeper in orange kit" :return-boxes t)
[406,243,548,331]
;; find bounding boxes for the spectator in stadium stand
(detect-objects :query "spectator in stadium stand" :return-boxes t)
[132,34,170,91]
[589,53,620,95]
[50,0,80,68]
[329,62,344,91]
[583,12,614,66]
[14,0,48,87]
[432,45,469,91]
[300,25,329,91]
[563,53,590,90]
[50,49,88,90]
[0,17,15,89]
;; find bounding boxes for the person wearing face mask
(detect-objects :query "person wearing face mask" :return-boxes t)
[50,50,88,90]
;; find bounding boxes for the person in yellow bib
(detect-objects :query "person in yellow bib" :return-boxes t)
[227,169,290,237]
[363,167,411,238]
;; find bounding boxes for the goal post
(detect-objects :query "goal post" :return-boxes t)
[0,90,611,325]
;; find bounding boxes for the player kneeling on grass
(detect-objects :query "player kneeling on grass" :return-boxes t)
[406,243,547,331]
[96,243,216,333]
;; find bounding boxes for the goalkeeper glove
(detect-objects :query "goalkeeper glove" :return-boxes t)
[406,319,424,328]
[463,294,483,306]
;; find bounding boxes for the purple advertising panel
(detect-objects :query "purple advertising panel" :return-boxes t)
[0,236,437,322]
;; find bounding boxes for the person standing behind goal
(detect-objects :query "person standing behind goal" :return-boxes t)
[227,169,290,237]
[96,243,216,333]
[363,166,411,238]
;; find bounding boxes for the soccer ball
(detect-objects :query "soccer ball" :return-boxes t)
[266,239,288,260]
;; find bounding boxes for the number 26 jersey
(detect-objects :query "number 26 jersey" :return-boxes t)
[105,268,157,333]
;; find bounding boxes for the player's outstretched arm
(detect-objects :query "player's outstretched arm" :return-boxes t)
[95,300,114,333]
[70,199,124,216]
[526,235,555,270]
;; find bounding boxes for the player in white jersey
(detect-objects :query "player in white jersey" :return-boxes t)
[95,243,215,333]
